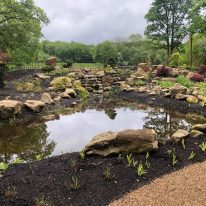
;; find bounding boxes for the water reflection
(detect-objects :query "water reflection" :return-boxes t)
[0,96,198,162]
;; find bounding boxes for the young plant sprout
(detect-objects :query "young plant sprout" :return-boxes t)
[199,142,206,152]
[0,162,9,171]
[172,153,178,166]
[70,176,80,190]
[188,151,196,160]
[181,139,186,149]
[126,154,133,167]
[137,162,147,176]
[79,151,85,160]
[103,166,114,180]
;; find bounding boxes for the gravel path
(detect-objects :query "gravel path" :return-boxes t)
[109,161,206,206]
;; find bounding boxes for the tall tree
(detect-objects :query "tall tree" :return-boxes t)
[0,0,48,62]
[145,0,193,62]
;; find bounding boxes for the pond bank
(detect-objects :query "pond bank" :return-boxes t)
[0,133,206,206]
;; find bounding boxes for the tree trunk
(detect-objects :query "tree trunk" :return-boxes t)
[189,34,193,66]
[0,65,5,88]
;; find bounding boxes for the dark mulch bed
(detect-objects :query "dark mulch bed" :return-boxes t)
[0,134,206,206]
[118,91,206,116]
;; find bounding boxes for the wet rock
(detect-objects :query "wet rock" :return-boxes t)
[84,129,158,156]
[0,100,23,119]
[24,100,45,113]
[41,93,54,104]
[192,124,206,132]
[190,130,204,138]
[171,129,189,143]
[186,95,198,104]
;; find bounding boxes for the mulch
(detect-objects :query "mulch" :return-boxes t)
[0,134,206,206]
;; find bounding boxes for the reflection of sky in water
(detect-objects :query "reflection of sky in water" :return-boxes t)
[47,108,147,155]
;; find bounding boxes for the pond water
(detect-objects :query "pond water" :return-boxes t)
[0,96,198,162]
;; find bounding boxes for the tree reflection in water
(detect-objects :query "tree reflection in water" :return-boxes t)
[143,108,190,143]
[0,123,55,163]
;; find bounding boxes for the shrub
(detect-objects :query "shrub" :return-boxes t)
[198,65,206,75]
[63,59,73,68]
[49,77,72,91]
[156,65,169,77]
[169,52,183,67]
[176,75,193,88]
[186,66,197,72]
[190,73,204,82]
[74,85,89,99]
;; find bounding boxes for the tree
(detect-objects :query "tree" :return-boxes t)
[145,0,193,62]
[0,0,48,63]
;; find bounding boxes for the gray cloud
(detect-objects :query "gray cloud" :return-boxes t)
[34,0,153,44]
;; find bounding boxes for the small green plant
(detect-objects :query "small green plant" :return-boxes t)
[137,162,147,176]
[126,154,133,167]
[181,139,186,149]
[79,151,85,160]
[103,166,114,180]
[36,154,44,161]
[35,195,52,206]
[172,153,178,166]
[167,149,173,155]
[188,151,196,160]
[70,159,78,172]
[12,157,24,164]
[4,186,17,198]
[70,176,80,190]
[146,152,150,160]
[199,142,206,152]
[0,162,9,171]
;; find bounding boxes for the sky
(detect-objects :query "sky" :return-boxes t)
[34,0,153,44]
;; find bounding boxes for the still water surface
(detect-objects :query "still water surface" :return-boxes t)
[0,96,196,162]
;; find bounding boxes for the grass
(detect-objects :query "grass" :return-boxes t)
[188,151,196,160]
[176,75,193,88]
[35,195,52,206]
[69,176,80,190]
[157,80,175,88]
[137,162,147,176]
[73,63,104,69]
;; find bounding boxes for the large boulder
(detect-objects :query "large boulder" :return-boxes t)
[170,84,187,98]
[171,129,189,143]
[41,93,54,104]
[24,100,45,112]
[0,100,23,119]
[84,129,158,156]
[45,57,57,67]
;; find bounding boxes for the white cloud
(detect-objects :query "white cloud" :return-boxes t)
[34,0,153,44]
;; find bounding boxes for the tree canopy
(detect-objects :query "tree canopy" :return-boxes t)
[0,0,48,64]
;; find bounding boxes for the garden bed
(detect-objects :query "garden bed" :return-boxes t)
[0,134,206,206]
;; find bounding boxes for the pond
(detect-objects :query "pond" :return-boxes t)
[0,96,199,162]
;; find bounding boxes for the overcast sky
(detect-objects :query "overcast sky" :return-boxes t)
[34,0,153,44]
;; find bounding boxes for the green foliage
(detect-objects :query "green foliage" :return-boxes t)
[0,0,48,65]
[36,154,44,161]
[12,158,24,164]
[199,142,206,152]
[181,139,186,149]
[70,176,80,190]
[137,162,147,176]
[157,81,175,88]
[75,85,89,99]
[188,151,196,160]
[103,166,114,180]
[172,153,178,166]
[50,77,72,91]
[169,52,184,67]
[0,162,9,171]
[176,76,193,88]
[132,80,146,86]
[79,151,85,160]
[35,195,52,206]
[126,154,133,167]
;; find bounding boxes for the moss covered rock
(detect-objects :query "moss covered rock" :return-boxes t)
[49,77,72,91]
